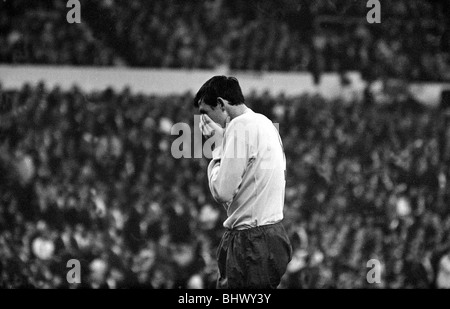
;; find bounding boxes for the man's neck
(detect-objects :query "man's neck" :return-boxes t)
[228,104,249,120]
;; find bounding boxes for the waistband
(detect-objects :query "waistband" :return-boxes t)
[225,221,283,234]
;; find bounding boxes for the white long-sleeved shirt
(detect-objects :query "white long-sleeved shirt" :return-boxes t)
[207,109,286,230]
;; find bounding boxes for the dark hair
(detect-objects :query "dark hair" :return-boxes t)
[193,76,244,108]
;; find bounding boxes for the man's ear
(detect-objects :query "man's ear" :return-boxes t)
[217,98,226,111]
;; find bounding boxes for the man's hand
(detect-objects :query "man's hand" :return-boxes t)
[199,114,224,138]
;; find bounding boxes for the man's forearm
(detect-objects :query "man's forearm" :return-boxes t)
[207,138,248,204]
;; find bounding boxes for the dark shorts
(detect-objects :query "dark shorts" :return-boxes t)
[216,221,292,289]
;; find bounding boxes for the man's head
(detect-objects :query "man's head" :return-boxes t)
[194,76,245,127]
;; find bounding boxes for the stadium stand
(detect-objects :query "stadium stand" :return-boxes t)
[0,0,449,80]
[1,84,449,288]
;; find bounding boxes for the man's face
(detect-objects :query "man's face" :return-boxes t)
[198,98,228,128]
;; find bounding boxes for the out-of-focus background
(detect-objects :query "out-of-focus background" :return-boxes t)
[1,0,450,289]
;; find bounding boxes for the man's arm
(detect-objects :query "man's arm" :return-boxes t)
[207,122,249,204]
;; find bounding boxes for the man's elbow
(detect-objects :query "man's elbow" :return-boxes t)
[212,189,234,204]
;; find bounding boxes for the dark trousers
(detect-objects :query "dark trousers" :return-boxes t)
[216,221,292,289]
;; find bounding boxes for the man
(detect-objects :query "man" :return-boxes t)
[194,76,292,289]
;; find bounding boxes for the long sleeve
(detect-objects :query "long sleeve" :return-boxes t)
[207,122,249,205]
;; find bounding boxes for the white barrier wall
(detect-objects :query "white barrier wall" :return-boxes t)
[0,65,363,97]
[1,65,449,106]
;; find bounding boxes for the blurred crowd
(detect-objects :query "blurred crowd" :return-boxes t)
[1,0,449,80]
[1,82,450,289]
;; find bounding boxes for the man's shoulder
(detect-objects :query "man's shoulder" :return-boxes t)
[228,111,270,128]
[226,116,260,138]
